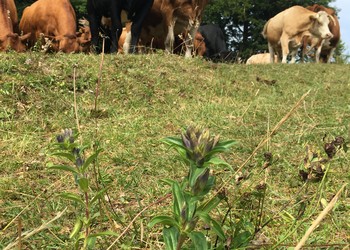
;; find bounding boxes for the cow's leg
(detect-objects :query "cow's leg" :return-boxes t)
[184,19,199,58]
[290,48,299,63]
[123,31,131,53]
[128,0,154,53]
[88,13,101,51]
[267,42,275,63]
[301,39,308,63]
[326,47,335,63]
[165,20,176,53]
[280,34,290,63]
[314,40,325,63]
[109,2,123,53]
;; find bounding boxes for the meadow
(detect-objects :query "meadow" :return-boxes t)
[0,51,349,249]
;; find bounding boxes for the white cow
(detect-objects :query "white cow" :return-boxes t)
[246,53,278,64]
[262,6,334,63]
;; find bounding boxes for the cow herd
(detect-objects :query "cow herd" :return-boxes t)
[0,0,341,64]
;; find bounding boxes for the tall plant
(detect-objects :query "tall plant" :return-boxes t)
[48,129,116,249]
[149,125,236,249]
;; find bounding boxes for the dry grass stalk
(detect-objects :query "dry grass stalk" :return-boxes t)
[217,89,311,194]
[4,208,67,250]
[106,193,171,250]
[295,183,347,250]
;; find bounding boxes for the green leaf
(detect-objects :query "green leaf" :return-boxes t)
[81,148,103,173]
[194,212,224,239]
[215,140,237,150]
[188,231,208,250]
[210,218,225,240]
[90,186,110,205]
[86,236,97,249]
[50,152,76,162]
[88,230,118,237]
[70,218,83,239]
[148,216,179,228]
[203,157,232,170]
[48,164,80,174]
[197,196,222,214]
[163,226,179,250]
[59,192,85,206]
[232,231,252,248]
[161,137,186,149]
[78,177,89,192]
[161,137,189,160]
[172,182,185,219]
[160,178,177,187]
[189,167,208,188]
[197,176,215,197]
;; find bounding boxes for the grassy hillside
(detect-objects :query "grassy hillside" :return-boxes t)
[0,51,349,249]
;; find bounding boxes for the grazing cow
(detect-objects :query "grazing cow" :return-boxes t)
[302,4,340,63]
[197,24,228,59]
[193,31,206,57]
[262,6,334,63]
[136,0,209,58]
[174,24,234,62]
[0,0,29,52]
[246,53,278,64]
[87,0,154,53]
[19,0,81,53]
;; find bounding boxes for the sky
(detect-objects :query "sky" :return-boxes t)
[331,0,350,55]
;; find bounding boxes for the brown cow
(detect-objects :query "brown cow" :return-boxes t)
[132,0,209,57]
[170,31,206,56]
[19,0,81,53]
[262,6,334,63]
[0,0,29,52]
[302,4,340,63]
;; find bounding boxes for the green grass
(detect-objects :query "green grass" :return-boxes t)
[1,51,350,249]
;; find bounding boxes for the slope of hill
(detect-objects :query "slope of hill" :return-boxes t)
[1,52,349,248]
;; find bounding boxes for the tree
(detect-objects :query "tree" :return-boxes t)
[202,0,335,60]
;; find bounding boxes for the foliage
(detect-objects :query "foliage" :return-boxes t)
[48,129,115,249]
[202,0,336,60]
[149,126,236,249]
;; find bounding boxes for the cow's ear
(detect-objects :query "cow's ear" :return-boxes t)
[310,13,319,21]
[53,35,63,42]
[20,33,31,41]
[328,14,336,26]
[7,33,19,39]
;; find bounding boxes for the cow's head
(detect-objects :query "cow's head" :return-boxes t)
[0,33,30,52]
[54,35,80,53]
[76,26,92,53]
[310,11,334,39]
[307,4,336,16]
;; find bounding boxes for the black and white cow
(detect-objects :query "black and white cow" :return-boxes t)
[87,0,154,53]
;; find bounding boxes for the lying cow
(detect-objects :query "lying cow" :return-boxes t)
[0,0,30,52]
[87,0,154,53]
[262,5,334,63]
[20,0,82,53]
[246,53,278,64]
[302,4,340,63]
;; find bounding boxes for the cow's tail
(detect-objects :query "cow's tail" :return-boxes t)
[261,20,269,39]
